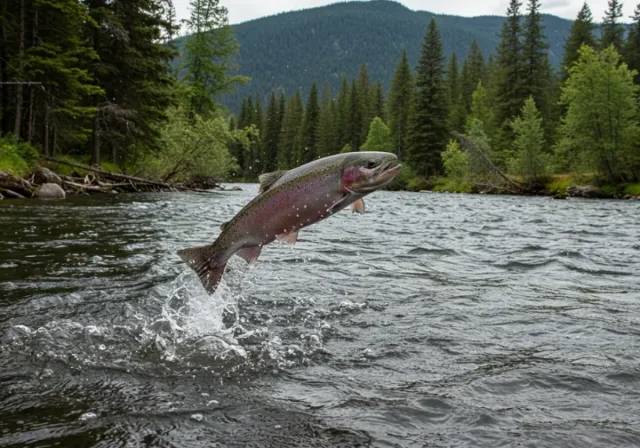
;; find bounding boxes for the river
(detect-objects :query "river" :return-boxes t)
[1,186,639,447]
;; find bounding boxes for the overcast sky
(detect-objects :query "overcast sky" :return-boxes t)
[172,0,637,27]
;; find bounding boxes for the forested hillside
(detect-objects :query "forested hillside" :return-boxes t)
[222,0,574,110]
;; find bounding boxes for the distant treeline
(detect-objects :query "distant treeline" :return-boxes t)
[233,0,640,187]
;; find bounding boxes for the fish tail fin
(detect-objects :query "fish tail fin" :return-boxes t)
[177,245,227,294]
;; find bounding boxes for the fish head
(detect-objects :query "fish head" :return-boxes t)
[341,152,402,194]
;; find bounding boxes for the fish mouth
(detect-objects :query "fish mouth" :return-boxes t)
[357,161,403,193]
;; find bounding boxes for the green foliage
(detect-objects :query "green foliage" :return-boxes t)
[406,176,432,192]
[340,143,353,153]
[387,50,413,160]
[446,53,467,132]
[433,179,474,193]
[261,92,281,172]
[361,117,393,152]
[623,4,640,84]
[299,83,320,164]
[556,45,640,182]
[624,183,640,195]
[182,0,248,117]
[441,140,470,181]
[407,18,449,177]
[136,106,243,182]
[600,0,624,52]
[562,3,596,80]
[546,176,576,195]
[0,136,39,176]
[509,96,549,184]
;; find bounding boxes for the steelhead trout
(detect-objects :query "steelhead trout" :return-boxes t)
[178,151,402,294]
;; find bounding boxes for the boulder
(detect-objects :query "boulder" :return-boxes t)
[36,183,66,199]
[565,184,606,199]
[33,167,62,185]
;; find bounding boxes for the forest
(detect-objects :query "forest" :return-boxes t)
[234,0,640,196]
[1,0,640,197]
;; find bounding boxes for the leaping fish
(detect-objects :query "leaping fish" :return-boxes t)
[178,151,402,294]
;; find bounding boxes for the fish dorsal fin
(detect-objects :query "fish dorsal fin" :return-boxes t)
[258,170,287,193]
[220,221,229,231]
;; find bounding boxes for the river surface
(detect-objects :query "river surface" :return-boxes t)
[1,185,639,447]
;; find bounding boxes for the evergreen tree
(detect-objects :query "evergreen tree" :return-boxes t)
[316,82,335,157]
[261,91,280,172]
[254,94,264,136]
[357,62,372,138]
[348,80,363,151]
[371,81,385,122]
[562,3,597,80]
[277,95,297,169]
[601,0,625,52]
[466,81,496,142]
[388,49,413,159]
[521,0,552,128]
[495,0,524,130]
[299,83,320,163]
[509,96,549,184]
[406,18,449,177]
[336,75,351,148]
[623,4,640,84]
[463,40,485,112]
[446,52,466,132]
[182,0,246,118]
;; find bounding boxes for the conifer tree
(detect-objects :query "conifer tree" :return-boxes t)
[463,40,486,112]
[388,49,413,159]
[446,52,466,132]
[623,4,640,84]
[361,117,393,152]
[348,80,363,151]
[509,96,549,184]
[357,62,373,137]
[372,81,385,122]
[299,83,320,163]
[521,0,552,126]
[254,94,264,136]
[261,91,280,172]
[562,3,597,79]
[336,76,351,148]
[316,82,335,157]
[277,96,296,169]
[495,0,524,129]
[601,0,625,52]
[406,18,449,177]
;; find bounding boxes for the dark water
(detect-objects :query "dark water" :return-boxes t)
[1,186,640,448]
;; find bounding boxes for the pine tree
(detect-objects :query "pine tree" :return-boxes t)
[316,82,335,157]
[406,19,449,177]
[299,83,320,164]
[361,117,393,152]
[623,4,640,84]
[509,96,548,184]
[562,3,597,80]
[336,75,351,148]
[463,40,486,112]
[357,62,372,138]
[521,0,552,127]
[446,52,466,132]
[277,95,296,169]
[495,0,524,129]
[388,49,413,159]
[254,94,264,136]
[466,81,496,143]
[182,0,246,118]
[261,91,280,173]
[601,0,625,52]
[348,80,363,151]
[371,81,385,122]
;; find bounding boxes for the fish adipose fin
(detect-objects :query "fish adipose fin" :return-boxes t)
[351,198,365,214]
[177,245,227,294]
[258,170,287,193]
[236,245,262,264]
[277,230,299,246]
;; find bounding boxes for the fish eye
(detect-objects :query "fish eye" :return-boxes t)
[365,161,377,169]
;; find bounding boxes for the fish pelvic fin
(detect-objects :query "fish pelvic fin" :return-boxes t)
[277,230,299,246]
[236,245,262,264]
[177,245,227,294]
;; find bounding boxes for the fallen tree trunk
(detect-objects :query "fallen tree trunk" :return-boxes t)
[44,157,217,194]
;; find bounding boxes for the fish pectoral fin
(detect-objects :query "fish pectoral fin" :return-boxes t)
[351,198,365,214]
[177,245,227,295]
[327,195,350,214]
[276,230,299,247]
[236,245,262,264]
[258,170,287,193]
[220,221,229,231]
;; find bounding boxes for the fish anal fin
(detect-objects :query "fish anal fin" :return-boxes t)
[351,198,365,214]
[236,245,262,264]
[177,245,227,294]
[258,170,287,193]
[277,230,299,246]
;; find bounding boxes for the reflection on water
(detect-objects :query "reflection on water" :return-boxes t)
[1,186,639,447]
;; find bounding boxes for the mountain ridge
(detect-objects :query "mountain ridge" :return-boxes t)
[218,0,575,111]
